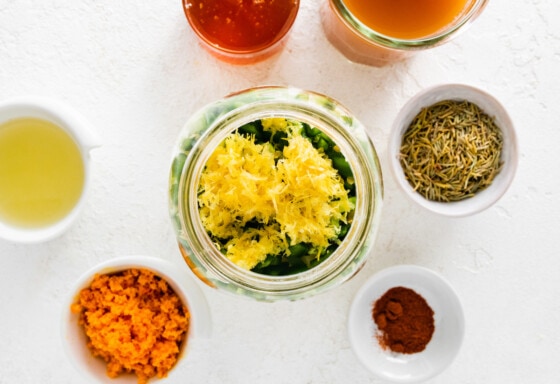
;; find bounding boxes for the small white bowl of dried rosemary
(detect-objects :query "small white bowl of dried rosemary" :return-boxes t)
[389,84,518,217]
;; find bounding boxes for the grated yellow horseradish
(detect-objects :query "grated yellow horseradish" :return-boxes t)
[197,118,354,272]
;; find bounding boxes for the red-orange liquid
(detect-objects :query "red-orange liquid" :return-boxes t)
[343,0,471,39]
[184,0,299,53]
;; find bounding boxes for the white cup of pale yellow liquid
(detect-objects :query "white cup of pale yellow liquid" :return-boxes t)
[0,97,100,243]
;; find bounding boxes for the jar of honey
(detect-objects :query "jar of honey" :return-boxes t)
[183,0,300,65]
[321,0,489,67]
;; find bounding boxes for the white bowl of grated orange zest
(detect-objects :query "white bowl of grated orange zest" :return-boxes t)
[61,255,211,384]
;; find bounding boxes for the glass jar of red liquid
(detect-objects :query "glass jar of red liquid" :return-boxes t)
[321,0,489,67]
[183,0,300,65]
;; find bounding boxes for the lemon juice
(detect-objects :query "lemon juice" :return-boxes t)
[0,117,85,228]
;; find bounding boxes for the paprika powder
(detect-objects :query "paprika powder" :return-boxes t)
[372,286,434,354]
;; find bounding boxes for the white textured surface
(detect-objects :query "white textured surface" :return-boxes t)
[1,0,559,383]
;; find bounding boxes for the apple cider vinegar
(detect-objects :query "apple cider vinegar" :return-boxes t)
[0,117,84,228]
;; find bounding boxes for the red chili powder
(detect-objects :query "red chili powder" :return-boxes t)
[372,286,435,354]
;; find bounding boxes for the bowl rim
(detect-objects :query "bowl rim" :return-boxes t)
[388,83,519,217]
[348,264,465,383]
[60,255,211,383]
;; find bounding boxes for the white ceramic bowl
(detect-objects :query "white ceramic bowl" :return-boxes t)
[348,265,465,383]
[0,96,100,243]
[389,84,518,217]
[61,255,212,383]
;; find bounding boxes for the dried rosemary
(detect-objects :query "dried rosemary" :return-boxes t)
[399,100,504,202]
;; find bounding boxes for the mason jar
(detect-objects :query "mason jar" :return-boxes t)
[168,86,383,301]
[321,0,489,67]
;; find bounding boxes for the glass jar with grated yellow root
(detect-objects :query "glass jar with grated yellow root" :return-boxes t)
[169,86,383,301]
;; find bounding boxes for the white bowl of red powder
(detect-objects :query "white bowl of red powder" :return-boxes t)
[348,265,465,383]
[61,256,211,383]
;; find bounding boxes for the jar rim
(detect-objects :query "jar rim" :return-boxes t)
[330,0,489,49]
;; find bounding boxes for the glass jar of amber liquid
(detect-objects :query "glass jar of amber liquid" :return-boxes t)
[183,0,300,65]
[168,86,383,301]
[321,0,489,66]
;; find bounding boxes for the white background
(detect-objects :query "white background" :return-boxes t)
[1,0,559,383]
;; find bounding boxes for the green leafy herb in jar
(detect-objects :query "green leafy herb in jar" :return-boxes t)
[197,117,355,276]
